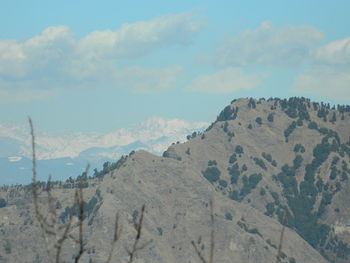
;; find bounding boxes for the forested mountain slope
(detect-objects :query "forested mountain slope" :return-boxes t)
[0,97,349,263]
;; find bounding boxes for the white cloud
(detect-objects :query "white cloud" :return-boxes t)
[0,26,75,78]
[186,67,265,94]
[291,37,350,100]
[76,12,204,60]
[313,37,350,65]
[0,12,203,102]
[292,66,350,100]
[212,21,324,68]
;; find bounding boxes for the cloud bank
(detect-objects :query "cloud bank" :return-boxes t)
[292,66,350,100]
[292,37,350,100]
[313,37,350,65]
[212,21,324,68]
[0,12,204,102]
[207,21,348,100]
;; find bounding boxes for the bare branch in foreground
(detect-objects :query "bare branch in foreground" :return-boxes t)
[209,199,214,263]
[29,118,149,263]
[275,210,288,263]
[126,204,151,263]
[106,212,122,263]
[191,240,208,263]
[191,199,215,263]
[29,117,74,263]
[74,165,89,263]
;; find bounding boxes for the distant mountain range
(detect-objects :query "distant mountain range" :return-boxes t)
[0,117,208,185]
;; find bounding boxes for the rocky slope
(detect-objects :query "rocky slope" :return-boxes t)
[0,97,349,263]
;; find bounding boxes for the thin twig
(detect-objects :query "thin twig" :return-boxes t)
[191,199,215,263]
[29,117,53,260]
[106,212,122,263]
[47,176,57,219]
[74,165,89,263]
[191,241,208,263]
[29,117,75,263]
[275,211,288,263]
[209,199,214,263]
[29,117,37,182]
[126,205,150,263]
[55,213,73,263]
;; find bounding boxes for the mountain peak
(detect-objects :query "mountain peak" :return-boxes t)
[1,97,350,262]
[160,97,350,262]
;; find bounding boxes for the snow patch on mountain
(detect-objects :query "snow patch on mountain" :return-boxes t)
[0,117,209,160]
[7,156,22,162]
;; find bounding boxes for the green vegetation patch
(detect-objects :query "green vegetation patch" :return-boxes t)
[267,113,274,122]
[273,133,350,259]
[228,163,240,184]
[253,157,267,170]
[262,152,277,167]
[284,121,297,140]
[235,145,244,154]
[240,173,262,198]
[237,220,262,237]
[255,117,262,125]
[216,106,239,121]
[208,160,217,166]
[59,196,99,223]
[202,167,221,183]
[229,153,237,164]
[294,144,305,153]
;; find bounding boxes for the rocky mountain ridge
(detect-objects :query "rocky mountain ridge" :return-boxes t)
[0,97,349,263]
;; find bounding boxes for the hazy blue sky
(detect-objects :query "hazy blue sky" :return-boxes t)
[1,0,349,132]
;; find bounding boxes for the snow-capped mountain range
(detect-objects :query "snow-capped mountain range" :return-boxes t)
[0,117,209,185]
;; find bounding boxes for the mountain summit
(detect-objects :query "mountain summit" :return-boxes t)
[1,97,349,262]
